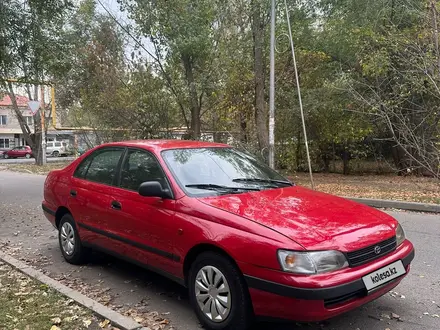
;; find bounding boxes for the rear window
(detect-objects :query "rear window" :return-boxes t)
[74,148,124,186]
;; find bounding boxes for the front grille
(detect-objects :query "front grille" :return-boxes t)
[346,236,397,267]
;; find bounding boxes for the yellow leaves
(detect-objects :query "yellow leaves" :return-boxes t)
[99,319,111,328]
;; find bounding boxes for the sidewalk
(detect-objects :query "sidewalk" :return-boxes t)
[0,252,148,330]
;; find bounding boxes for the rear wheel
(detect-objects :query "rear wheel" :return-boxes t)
[58,214,88,264]
[25,153,31,159]
[188,252,253,330]
[4,154,8,159]
[53,151,60,157]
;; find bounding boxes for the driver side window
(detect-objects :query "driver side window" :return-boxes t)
[119,149,169,192]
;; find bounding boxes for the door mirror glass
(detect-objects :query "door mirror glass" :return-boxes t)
[139,181,172,199]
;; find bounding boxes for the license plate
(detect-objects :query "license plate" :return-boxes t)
[362,260,406,291]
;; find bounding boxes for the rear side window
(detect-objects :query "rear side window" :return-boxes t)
[47,142,53,147]
[74,148,124,185]
[55,142,61,147]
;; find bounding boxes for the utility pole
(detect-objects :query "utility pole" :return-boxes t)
[268,0,276,169]
[40,85,47,165]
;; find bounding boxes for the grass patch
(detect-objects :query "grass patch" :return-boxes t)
[3,162,70,175]
[0,261,106,330]
[292,172,440,204]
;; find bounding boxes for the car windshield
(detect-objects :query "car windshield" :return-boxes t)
[162,147,293,197]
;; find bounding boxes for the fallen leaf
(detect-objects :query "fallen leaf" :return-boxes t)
[400,295,405,299]
[134,317,144,323]
[391,313,400,320]
[99,319,111,328]
[423,312,430,316]
[159,319,169,325]
[381,313,391,319]
[83,319,92,328]
[51,317,62,325]
[432,314,440,318]
[50,327,61,330]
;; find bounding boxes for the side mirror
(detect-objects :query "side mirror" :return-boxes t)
[138,181,172,199]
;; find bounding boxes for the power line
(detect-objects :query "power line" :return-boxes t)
[96,0,157,63]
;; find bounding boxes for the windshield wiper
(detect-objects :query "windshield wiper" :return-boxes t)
[232,178,293,186]
[185,184,260,192]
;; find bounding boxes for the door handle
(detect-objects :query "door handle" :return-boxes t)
[70,190,77,197]
[111,200,122,210]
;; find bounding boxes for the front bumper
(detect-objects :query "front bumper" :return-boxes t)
[243,241,414,322]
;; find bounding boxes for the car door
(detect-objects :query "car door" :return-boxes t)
[67,147,127,254]
[17,146,26,157]
[8,147,19,157]
[109,148,179,275]
[46,142,54,155]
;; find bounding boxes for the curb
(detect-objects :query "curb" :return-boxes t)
[0,252,150,330]
[346,197,440,213]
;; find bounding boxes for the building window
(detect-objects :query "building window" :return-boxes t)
[24,116,33,125]
[0,138,10,148]
[0,115,7,125]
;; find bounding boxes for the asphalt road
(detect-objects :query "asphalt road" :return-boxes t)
[0,156,75,164]
[0,170,439,330]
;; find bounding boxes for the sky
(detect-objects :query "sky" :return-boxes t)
[96,0,156,64]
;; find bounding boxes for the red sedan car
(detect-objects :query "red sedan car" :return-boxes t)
[42,140,414,330]
[3,145,33,159]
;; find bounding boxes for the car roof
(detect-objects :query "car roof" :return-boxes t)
[104,139,230,151]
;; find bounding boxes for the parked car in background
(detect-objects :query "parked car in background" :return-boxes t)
[46,141,70,157]
[42,140,414,330]
[3,146,33,159]
[0,148,10,158]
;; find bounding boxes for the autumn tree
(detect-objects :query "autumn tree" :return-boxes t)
[0,0,72,165]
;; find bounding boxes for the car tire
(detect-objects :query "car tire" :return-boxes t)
[53,151,60,157]
[188,252,253,330]
[58,214,88,265]
[25,153,31,159]
[4,154,8,159]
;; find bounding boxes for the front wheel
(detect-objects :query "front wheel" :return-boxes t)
[188,252,253,330]
[53,151,60,157]
[4,154,9,159]
[25,153,31,159]
[58,214,88,264]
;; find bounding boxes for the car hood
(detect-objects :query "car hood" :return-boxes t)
[198,186,397,251]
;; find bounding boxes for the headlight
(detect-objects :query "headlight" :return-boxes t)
[396,223,406,246]
[278,250,348,275]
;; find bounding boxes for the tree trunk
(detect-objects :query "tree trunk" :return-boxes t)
[5,81,45,165]
[391,144,408,176]
[296,130,302,171]
[239,111,247,143]
[322,154,330,173]
[342,145,350,175]
[251,1,269,160]
[182,54,201,140]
